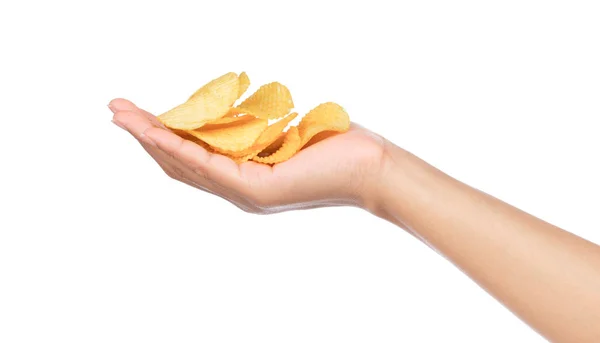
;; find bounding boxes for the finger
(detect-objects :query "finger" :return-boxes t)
[120,112,227,193]
[139,137,217,191]
[112,110,157,147]
[140,140,225,196]
[143,127,247,190]
[108,98,137,113]
[108,98,166,129]
[141,142,210,191]
[140,141,253,208]
[109,101,257,208]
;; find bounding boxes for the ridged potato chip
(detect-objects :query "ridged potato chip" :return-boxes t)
[231,151,260,164]
[247,112,297,151]
[158,72,240,130]
[256,133,286,157]
[236,82,294,119]
[252,126,301,164]
[187,72,239,102]
[205,115,251,125]
[238,72,250,98]
[213,112,298,157]
[302,130,339,149]
[157,72,351,164]
[298,102,350,147]
[170,129,216,152]
[225,107,250,117]
[186,116,268,152]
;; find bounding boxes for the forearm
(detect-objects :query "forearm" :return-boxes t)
[366,141,600,343]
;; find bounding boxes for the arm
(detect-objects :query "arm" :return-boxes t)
[110,98,600,343]
[367,141,600,343]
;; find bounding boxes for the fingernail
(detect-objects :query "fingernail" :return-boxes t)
[107,103,117,114]
[112,119,127,131]
[140,132,157,147]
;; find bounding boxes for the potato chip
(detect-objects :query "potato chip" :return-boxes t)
[225,107,249,117]
[252,126,301,164]
[205,115,251,125]
[214,112,298,157]
[170,129,215,152]
[158,72,240,130]
[298,102,350,147]
[186,117,268,152]
[199,115,255,130]
[238,72,250,98]
[244,112,297,152]
[256,133,286,157]
[302,130,339,149]
[187,72,239,102]
[231,151,260,164]
[236,82,294,119]
[156,72,351,164]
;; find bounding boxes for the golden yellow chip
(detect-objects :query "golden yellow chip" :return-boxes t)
[256,112,298,144]
[157,73,351,165]
[187,72,239,102]
[158,72,240,130]
[252,126,301,164]
[302,130,339,149]
[225,107,249,117]
[205,115,250,125]
[256,133,285,157]
[238,72,250,98]
[298,102,350,147]
[199,115,255,129]
[236,82,294,119]
[215,112,298,157]
[231,151,260,164]
[170,129,215,152]
[186,117,268,152]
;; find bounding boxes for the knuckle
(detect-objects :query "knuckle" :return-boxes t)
[193,167,221,189]
[165,150,177,160]
[168,139,185,160]
[193,166,210,182]
[161,165,179,180]
[164,169,177,180]
[172,165,185,179]
[248,192,275,210]
[166,171,177,180]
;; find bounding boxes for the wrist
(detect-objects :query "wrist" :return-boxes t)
[359,139,407,220]
[359,139,435,229]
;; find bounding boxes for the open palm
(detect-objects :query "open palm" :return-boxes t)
[110,98,386,214]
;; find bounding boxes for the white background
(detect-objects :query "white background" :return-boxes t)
[1,1,598,342]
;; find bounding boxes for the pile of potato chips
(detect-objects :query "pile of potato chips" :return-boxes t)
[157,72,350,164]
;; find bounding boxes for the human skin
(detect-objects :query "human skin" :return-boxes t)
[110,98,600,343]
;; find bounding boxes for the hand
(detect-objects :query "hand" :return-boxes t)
[109,98,387,214]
